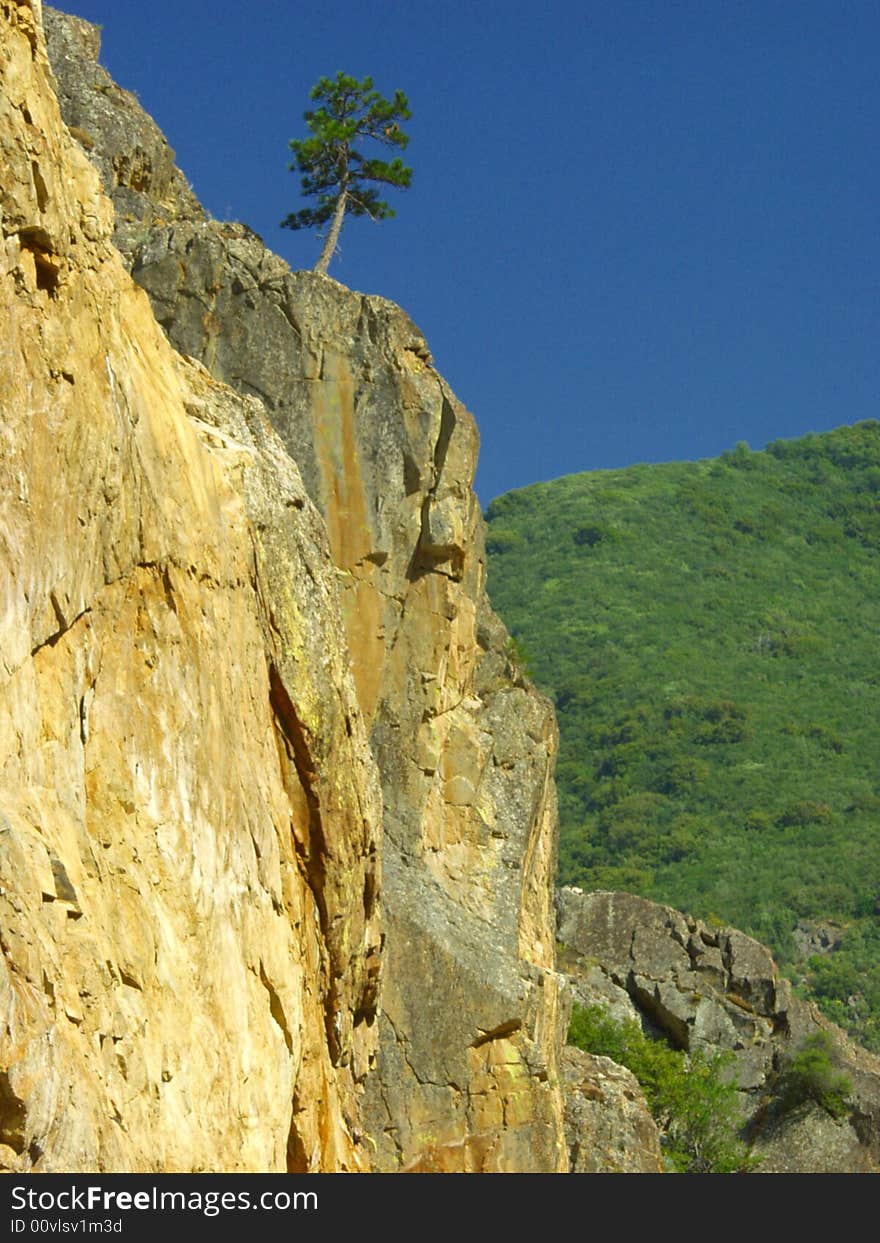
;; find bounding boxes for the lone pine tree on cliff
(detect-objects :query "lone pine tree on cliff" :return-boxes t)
[282,72,412,275]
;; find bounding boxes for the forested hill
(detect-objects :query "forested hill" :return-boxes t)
[486,421,880,1050]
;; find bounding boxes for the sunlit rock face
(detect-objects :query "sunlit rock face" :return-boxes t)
[27,3,880,1178]
[1,0,382,1172]
[0,3,569,1172]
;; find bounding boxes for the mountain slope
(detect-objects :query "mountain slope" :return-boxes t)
[486,424,880,1049]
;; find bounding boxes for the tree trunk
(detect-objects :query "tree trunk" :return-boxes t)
[314,188,347,275]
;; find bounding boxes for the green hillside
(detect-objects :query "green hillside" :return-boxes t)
[485,421,880,1049]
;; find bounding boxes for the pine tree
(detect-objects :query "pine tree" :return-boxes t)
[282,72,412,275]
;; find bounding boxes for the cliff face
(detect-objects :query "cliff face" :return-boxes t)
[0,0,384,1172]
[11,5,878,1177]
[0,4,567,1172]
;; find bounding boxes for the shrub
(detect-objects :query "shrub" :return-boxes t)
[573,523,610,548]
[774,1032,852,1119]
[503,634,534,678]
[568,1002,758,1173]
[719,441,758,470]
[734,514,761,535]
[776,801,835,829]
[846,786,880,814]
[658,756,711,795]
[745,809,774,833]
[695,717,749,745]
[568,1001,630,1065]
[773,632,824,659]
[486,527,525,555]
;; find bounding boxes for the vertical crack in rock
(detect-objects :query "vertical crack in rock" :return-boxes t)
[411,392,462,581]
[267,661,342,1066]
[258,962,293,1056]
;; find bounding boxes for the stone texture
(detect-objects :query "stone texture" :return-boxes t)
[44,7,203,255]
[143,243,570,1173]
[1,1,382,1171]
[561,1046,663,1173]
[750,1103,877,1174]
[557,887,880,1172]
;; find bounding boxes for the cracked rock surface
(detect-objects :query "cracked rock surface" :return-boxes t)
[561,1046,663,1173]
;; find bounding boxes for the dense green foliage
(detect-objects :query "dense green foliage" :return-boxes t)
[568,1002,757,1172]
[486,422,880,1049]
[774,1032,853,1119]
[282,72,411,271]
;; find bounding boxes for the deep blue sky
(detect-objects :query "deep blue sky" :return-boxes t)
[58,1,879,503]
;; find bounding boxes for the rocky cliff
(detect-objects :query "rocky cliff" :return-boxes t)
[24,2,875,1177]
[0,3,567,1172]
[0,0,384,1172]
[558,888,880,1172]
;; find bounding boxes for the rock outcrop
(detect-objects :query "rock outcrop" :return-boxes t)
[557,887,880,1172]
[1,0,383,1172]
[0,4,567,1172]
[561,1046,662,1173]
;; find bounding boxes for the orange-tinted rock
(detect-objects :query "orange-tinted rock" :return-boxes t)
[1,2,381,1171]
[4,3,570,1172]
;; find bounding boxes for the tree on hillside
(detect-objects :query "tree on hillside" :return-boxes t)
[282,71,412,275]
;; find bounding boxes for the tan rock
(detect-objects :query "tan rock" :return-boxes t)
[41,5,568,1171]
[1,1,381,1172]
[271,282,568,1172]
[562,1047,664,1173]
